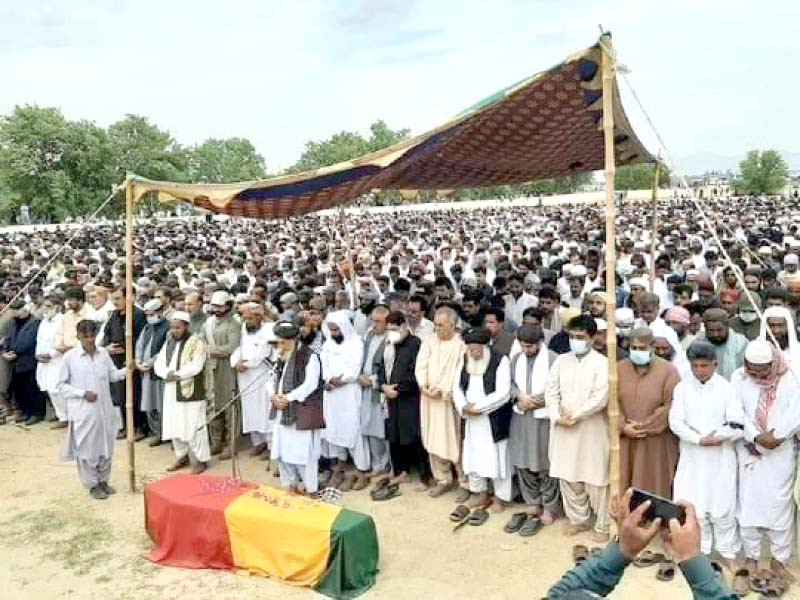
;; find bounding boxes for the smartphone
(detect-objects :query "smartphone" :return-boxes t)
[630,488,686,526]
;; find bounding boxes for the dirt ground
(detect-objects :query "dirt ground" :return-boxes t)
[0,423,796,600]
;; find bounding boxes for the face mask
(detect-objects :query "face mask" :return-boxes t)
[146,315,161,325]
[618,326,632,338]
[569,338,590,356]
[630,349,652,366]
[387,330,404,345]
[739,311,758,323]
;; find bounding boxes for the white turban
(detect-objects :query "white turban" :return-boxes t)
[745,340,773,365]
[170,311,191,323]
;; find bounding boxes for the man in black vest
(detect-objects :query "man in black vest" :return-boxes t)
[270,321,324,494]
[452,327,513,519]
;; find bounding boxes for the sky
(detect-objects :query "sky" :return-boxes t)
[2,0,799,175]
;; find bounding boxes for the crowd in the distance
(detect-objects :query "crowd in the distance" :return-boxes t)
[1,194,800,596]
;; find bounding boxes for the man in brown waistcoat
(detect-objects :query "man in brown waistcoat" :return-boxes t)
[269,321,324,494]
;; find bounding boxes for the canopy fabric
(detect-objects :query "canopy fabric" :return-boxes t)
[132,37,652,220]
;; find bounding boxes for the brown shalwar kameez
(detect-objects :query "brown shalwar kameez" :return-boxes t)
[618,356,680,498]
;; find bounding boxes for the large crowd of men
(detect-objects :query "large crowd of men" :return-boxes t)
[2,194,800,595]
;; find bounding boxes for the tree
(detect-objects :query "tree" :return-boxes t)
[288,120,410,173]
[614,162,671,191]
[107,114,186,182]
[186,138,267,183]
[735,149,788,195]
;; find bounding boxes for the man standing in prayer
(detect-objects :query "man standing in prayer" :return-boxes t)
[733,340,800,584]
[231,303,275,460]
[452,327,513,515]
[102,287,146,439]
[53,286,91,355]
[57,319,126,500]
[729,295,762,341]
[415,306,466,497]
[184,291,208,336]
[321,310,369,491]
[357,305,392,481]
[696,308,747,380]
[618,327,681,497]
[758,306,800,365]
[155,311,211,474]
[204,290,241,458]
[506,324,561,536]
[35,294,67,428]
[407,295,434,342]
[484,308,520,357]
[545,315,610,543]
[669,341,744,571]
[377,311,428,486]
[5,300,44,425]
[135,299,170,447]
[270,321,324,494]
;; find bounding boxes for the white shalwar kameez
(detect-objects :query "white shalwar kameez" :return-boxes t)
[231,323,275,447]
[57,346,125,489]
[733,368,800,562]
[270,354,322,493]
[155,339,211,463]
[36,312,67,421]
[669,372,743,558]
[320,311,369,470]
[453,354,513,501]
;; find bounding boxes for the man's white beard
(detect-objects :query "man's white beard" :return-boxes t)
[466,347,490,376]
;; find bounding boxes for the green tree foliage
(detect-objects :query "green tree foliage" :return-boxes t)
[614,162,671,191]
[186,138,267,183]
[288,120,410,173]
[107,114,185,182]
[735,150,788,195]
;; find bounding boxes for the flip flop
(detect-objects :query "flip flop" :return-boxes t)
[372,483,401,502]
[633,551,665,568]
[468,507,489,526]
[503,512,528,533]
[751,570,786,597]
[369,478,389,500]
[518,515,543,537]
[749,569,773,594]
[656,559,676,582]
[450,504,471,522]
[710,559,724,578]
[572,544,589,565]
[732,568,750,597]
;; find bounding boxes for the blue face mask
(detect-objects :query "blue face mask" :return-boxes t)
[569,338,590,356]
[630,349,652,366]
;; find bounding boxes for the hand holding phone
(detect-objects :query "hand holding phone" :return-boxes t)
[630,488,686,527]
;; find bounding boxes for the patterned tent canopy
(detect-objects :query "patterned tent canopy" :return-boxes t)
[131,37,652,220]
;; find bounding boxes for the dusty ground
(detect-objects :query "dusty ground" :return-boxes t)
[0,423,795,600]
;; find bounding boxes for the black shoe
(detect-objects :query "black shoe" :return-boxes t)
[89,485,109,500]
[100,482,116,495]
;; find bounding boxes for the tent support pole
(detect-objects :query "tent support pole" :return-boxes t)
[339,205,359,309]
[648,159,662,291]
[601,34,620,507]
[125,178,136,493]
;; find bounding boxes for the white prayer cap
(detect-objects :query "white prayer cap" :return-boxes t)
[170,311,191,323]
[594,318,608,331]
[143,298,162,313]
[235,292,250,303]
[784,253,799,265]
[210,290,232,306]
[615,307,635,326]
[629,277,648,290]
[570,265,587,278]
[744,340,773,365]
[758,246,773,256]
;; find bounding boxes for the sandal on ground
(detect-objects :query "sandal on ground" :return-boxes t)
[467,507,489,526]
[454,488,471,503]
[369,478,389,500]
[372,482,401,502]
[518,515,543,537]
[750,570,786,597]
[503,512,527,533]
[732,568,750,597]
[633,551,665,568]
[572,545,589,565]
[450,504,471,522]
[709,559,724,578]
[656,560,676,582]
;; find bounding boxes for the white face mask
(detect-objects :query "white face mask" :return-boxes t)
[146,315,161,325]
[739,311,758,323]
[387,330,404,345]
[569,338,590,356]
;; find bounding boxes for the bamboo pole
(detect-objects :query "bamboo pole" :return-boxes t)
[339,205,360,309]
[600,34,620,503]
[125,178,136,493]
[648,160,662,291]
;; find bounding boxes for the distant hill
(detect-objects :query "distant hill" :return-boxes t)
[675,150,800,176]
